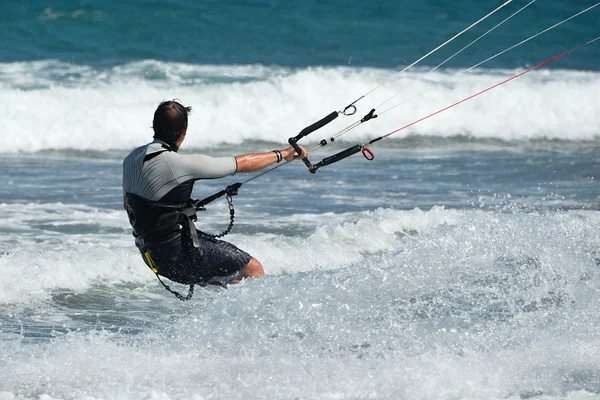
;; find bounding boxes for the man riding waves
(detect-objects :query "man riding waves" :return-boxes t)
[123,100,307,294]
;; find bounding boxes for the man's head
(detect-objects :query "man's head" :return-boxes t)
[152,100,192,149]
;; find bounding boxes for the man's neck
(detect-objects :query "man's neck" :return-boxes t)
[153,138,178,152]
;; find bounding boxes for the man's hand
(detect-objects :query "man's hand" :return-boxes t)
[281,145,308,161]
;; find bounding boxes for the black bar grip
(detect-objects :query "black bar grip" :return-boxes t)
[288,111,338,173]
[288,137,315,171]
[310,144,362,173]
[290,111,339,142]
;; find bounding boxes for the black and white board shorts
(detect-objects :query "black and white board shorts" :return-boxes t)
[140,231,252,285]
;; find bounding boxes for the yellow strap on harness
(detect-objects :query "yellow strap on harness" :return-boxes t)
[143,251,159,274]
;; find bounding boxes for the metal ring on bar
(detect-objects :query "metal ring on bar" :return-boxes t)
[342,105,357,116]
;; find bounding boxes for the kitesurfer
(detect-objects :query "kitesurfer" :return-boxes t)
[123,100,307,288]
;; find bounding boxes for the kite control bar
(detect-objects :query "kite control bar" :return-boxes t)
[288,111,339,172]
[308,144,375,173]
[288,108,378,174]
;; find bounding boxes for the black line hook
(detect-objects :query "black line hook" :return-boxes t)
[361,109,378,123]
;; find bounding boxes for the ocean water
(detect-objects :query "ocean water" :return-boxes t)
[1,1,600,399]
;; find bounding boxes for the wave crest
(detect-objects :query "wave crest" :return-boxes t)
[1,61,599,153]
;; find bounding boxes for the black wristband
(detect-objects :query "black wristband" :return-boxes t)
[272,150,282,163]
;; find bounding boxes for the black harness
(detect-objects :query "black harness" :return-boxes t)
[125,193,200,248]
[125,192,199,300]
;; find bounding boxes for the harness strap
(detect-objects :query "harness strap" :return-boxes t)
[181,217,200,248]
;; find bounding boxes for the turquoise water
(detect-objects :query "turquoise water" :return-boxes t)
[2,0,599,69]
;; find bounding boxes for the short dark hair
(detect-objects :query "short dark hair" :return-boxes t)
[152,100,192,143]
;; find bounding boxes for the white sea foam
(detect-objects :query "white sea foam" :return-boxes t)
[2,205,598,305]
[0,205,450,304]
[1,60,599,153]
[1,206,599,399]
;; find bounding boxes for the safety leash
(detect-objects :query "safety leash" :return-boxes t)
[193,182,241,237]
[155,275,195,301]
[143,251,195,301]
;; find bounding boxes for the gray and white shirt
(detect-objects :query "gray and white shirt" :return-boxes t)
[123,139,237,202]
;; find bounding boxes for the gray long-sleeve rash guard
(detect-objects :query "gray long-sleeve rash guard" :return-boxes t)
[123,139,237,202]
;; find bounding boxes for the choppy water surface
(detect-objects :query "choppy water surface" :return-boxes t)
[1,0,600,398]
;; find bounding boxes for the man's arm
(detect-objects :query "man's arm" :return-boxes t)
[235,146,308,173]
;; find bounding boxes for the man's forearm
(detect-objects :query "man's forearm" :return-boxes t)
[235,151,280,173]
[235,147,305,173]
